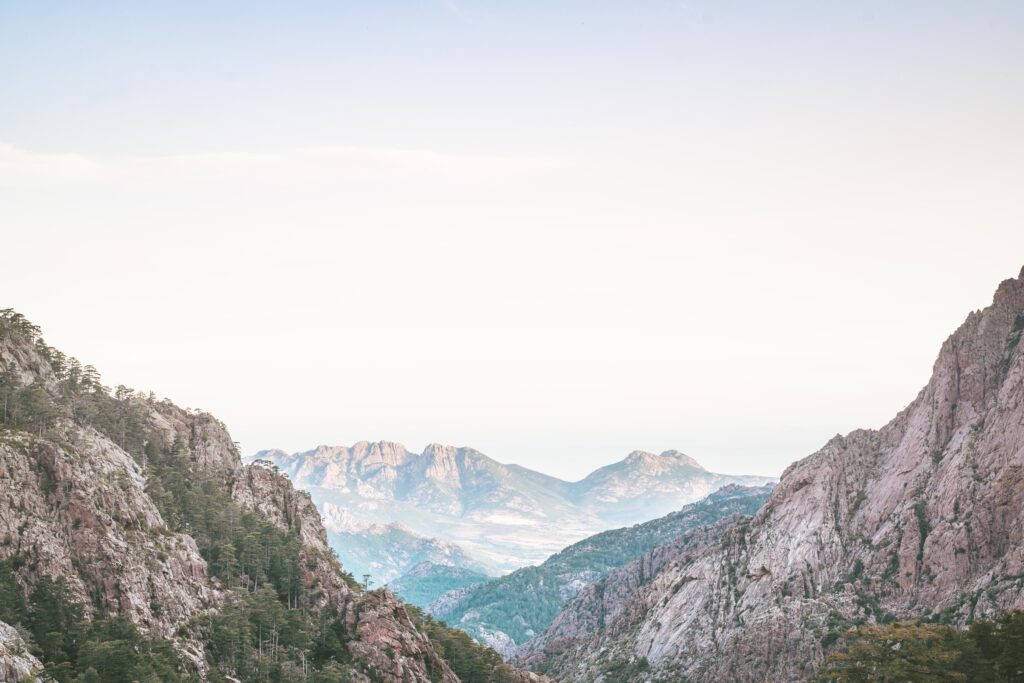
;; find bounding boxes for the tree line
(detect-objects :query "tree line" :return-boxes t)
[819,613,1024,682]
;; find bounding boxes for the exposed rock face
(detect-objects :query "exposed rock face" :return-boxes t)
[233,460,330,554]
[349,590,461,683]
[0,620,45,682]
[254,443,774,573]
[431,484,772,657]
[515,492,767,668]
[232,460,463,680]
[528,267,1024,682]
[144,401,242,484]
[0,427,212,638]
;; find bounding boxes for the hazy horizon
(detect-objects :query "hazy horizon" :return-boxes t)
[3,1,1023,480]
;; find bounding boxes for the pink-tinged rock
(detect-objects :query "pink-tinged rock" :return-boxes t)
[527,268,1024,682]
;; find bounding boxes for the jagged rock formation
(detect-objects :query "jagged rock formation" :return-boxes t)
[349,590,460,682]
[430,484,772,656]
[524,267,1024,682]
[0,430,211,637]
[233,461,331,554]
[0,312,540,682]
[254,444,774,573]
[0,333,216,645]
[0,620,45,682]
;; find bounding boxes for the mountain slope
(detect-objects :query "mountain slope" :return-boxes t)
[325,520,491,584]
[567,450,773,525]
[253,445,774,573]
[0,621,45,681]
[430,484,773,656]
[523,266,1024,682]
[390,562,490,610]
[0,310,544,683]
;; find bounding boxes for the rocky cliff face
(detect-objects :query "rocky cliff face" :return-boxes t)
[514,488,770,668]
[0,428,212,639]
[526,267,1024,682]
[0,313,537,682]
[233,460,331,554]
[0,620,45,682]
[431,484,772,658]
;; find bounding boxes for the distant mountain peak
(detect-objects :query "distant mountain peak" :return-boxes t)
[659,449,703,465]
[249,447,289,462]
[620,449,704,471]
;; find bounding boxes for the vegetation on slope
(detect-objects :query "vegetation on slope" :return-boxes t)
[0,309,529,683]
[0,558,192,682]
[406,605,536,683]
[390,562,490,609]
[433,485,772,648]
[818,613,1024,682]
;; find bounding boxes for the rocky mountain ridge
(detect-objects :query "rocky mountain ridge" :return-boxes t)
[252,443,774,574]
[521,267,1024,681]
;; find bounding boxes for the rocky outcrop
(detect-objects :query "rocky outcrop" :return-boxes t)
[0,427,212,638]
[144,400,241,483]
[233,460,330,554]
[0,620,45,683]
[232,459,464,681]
[350,590,460,683]
[528,266,1024,681]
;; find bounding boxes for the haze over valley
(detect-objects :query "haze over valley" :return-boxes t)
[249,444,774,578]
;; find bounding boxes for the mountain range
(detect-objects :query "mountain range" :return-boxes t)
[250,444,775,577]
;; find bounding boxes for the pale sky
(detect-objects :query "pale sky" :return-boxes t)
[2,1,1022,480]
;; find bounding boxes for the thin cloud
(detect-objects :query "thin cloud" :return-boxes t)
[0,143,111,187]
[0,142,558,189]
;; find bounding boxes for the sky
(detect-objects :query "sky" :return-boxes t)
[1,0,1023,480]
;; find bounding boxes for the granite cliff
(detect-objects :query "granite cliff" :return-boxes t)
[522,267,1024,681]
